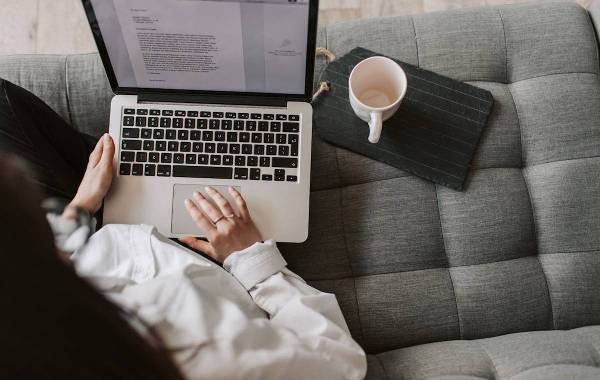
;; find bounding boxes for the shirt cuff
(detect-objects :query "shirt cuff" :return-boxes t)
[223,240,287,290]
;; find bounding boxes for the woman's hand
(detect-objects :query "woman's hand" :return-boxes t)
[179,186,263,263]
[69,134,115,214]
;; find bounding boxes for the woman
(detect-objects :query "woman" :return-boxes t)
[0,78,366,379]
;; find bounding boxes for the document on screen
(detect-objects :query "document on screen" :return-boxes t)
[112,0,246,91]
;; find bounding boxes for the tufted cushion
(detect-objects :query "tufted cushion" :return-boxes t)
[282,1,600,378]
[1,1,599,378]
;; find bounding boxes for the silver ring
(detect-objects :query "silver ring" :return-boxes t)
[225,214,236,219]
[212,216,225,224]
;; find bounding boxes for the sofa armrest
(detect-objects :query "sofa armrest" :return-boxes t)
[0,53,112,137]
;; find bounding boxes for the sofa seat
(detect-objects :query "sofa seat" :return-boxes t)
[366,326,600,379]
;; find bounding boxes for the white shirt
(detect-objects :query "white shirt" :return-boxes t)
[71,224,367,380]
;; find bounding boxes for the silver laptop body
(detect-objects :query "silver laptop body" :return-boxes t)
[82,0,319,242]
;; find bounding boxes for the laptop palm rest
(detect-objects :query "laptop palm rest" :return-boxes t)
[171,184,241,236]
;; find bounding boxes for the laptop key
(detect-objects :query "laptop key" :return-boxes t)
[162,110,174,116]
[274,169,285,181]
[148,117,159,127]
[213,112,224,118]
[124,108,135,115]
[132,164,143,176]
[175,110,186,116]
[276,114,287,121]
[193,142,203,152]
[217,143,228,154]
[137,109,148,115]
[191,130,202,140]
[119,163,131,175]
[246,121,257,131]
[122,139,142,150]
[123,116,135,126]
[223,155,233,165]
[145,164,156,176]
[121,151,135,162]
[235,156,246,166]
[260,157,270,167]
[289,134,299,144]
[202,131,214,141]
[234,168,248,180]
[272,157,297,168]
[141,129,152,139]
[222,119,232,130]
[258,121,269,131]
[161,153,172,163]
[186,154,196,165]
[122,128,139,138]
[215,131,226,141]
[261,174,273,181]
[270,122,281,132]
[173,153,184,164]
[178,130,189,140]
[239,132,250,143]
[283,122,300,133]
[278,145,290,156]
[276,134,286,144]
[205,143,216,153]
[168,141,179,151]
[254,145,265,155]
[197,119,208,129]
[264,133,274,143]
[210,119,220,129]
[229,144,240,154]
[173,118,184,128]
[210,155,221,165]
[291,142,299,157]
[225,112,236,119]
[149,152,160,163]
[173,165,233,179]
[286,175,298,182]
[156,141,167,151]
[157,165,171,177]
[251,113,261,120]
[198,154,209,165]
[153,129,164,139]
[252,133,262,143]
[242,144,252,155]
[263,114,274,120]
[185,118,196,128]
[234,120,244,130]
[200,111,211,117]
[250,168,261,180]
[247,156,258,167]
[237,112,249,119]
[227,132,237,142]
[289,115,300,121]
[136,116,147,127]
[266,145,277,155]
[180,142,191,152]
[160,118,171,128]
[187,111,198,117]
[136,152,147,162]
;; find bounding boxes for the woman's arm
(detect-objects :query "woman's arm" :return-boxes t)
[178,189,367,380]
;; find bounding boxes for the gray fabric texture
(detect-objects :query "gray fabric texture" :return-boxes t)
[1,1,600,379]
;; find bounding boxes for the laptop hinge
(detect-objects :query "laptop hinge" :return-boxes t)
[137,92,289,108]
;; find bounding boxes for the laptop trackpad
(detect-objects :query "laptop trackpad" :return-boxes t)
[171,184,241,235]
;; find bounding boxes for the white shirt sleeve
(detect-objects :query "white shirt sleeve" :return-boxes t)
[176,241,367,380]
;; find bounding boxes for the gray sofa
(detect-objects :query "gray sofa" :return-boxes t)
[2,1,600,379]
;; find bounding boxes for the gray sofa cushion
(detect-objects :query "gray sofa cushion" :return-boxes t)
[1,1,599,379]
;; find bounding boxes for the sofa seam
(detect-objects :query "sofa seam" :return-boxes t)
[465,71,599,85]
[497,9,509,84]
[333,145,367,347]
[520,169,556,330]
[64,55,74,127]
[375,354,392,380]
[476,341,499,380]
[583,6,600,75]
[433,184,463,340]
[410,15,420,67]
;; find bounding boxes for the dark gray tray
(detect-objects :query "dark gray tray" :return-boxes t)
[313,47,494,191]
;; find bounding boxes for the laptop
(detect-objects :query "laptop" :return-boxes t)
[82,0,318,242]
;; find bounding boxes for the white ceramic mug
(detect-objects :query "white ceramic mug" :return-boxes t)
[349,56,408,143]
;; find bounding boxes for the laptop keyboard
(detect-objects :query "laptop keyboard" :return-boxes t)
[118,107,301,182]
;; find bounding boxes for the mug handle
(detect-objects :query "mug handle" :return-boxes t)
[368,111,383,143]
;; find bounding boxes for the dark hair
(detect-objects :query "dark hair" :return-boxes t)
[0,156,185,380]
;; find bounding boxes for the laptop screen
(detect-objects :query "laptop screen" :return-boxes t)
[87,0,312,96]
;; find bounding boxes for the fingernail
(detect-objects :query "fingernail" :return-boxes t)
[193,191,202,198]
[103,133,110,142]
[205,186,214,193]
[184,198,192,206]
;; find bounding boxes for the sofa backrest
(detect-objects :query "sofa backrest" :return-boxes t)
[1,1,599,355]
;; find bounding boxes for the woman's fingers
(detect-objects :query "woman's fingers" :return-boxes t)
[228,186,249,219]
[179,236,214,256]
[193,191,223,223]
[205,186,236,217]
[99,134,115,168]
[185,198,215,235]
[88,135,105,168]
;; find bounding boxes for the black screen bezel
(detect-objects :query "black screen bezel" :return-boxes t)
[81,0,319,104]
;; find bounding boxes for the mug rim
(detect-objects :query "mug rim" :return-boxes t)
[348,56,408,112]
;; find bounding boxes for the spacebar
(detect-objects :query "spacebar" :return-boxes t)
[172,165,233,179]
